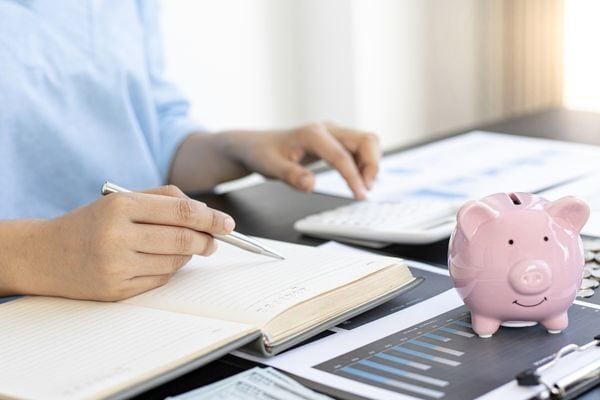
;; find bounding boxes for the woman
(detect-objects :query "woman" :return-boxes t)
[0,1,379,301]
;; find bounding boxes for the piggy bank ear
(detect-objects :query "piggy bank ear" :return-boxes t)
[457,201,498,240]
[545,196,590,233]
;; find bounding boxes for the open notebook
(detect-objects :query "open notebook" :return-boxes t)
[0,239,418,400]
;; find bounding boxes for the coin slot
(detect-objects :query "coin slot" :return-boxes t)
[509,193,522,205]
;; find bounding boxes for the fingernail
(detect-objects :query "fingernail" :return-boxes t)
[299,174,312,192]
[223,216,235,232]
[208,240,218,255]
[357,186,368,200]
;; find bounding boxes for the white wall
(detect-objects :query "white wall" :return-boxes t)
[161,0,276,129]
[161,1,512,150]
[564,0,600,112]
[350,1,484,147]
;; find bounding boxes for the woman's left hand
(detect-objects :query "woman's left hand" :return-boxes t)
[226,122,380,200]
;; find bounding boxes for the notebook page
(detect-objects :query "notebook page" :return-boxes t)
[0,297,255,400]
[123,239,401,327]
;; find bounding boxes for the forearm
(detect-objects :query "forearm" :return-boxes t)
[169,131,252,192]
[0,220,44,297]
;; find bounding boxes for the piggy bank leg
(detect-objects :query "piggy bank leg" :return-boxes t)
[541,313,569,334]
[471,314,501,338]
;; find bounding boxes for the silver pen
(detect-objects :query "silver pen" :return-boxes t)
[101,181,285,260]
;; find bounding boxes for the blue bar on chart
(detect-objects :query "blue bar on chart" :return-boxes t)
[374,353,431,371]
[408,340,464,357]
[392,347,461,367]
[341,367,446,399]
[423,332,451,342]
[439,326,475,338]
[358,360,448,387]
[451,320,472,328]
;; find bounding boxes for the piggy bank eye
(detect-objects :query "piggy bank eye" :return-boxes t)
[543,236,549,242]
[508,239,514,245]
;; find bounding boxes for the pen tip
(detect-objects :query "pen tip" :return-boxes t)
[265,251,285,260]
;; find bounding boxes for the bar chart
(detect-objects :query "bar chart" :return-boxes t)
[315,304,599,399]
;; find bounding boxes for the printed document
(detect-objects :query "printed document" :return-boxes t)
[314,131,600,203]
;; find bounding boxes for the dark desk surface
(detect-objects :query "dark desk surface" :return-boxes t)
[134,108,600,400]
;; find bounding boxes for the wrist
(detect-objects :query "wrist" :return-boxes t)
[170,131,252,191]
[213,131,251,169]
[0,219,47,296]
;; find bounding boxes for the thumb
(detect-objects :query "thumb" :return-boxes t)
[269,157,314,193]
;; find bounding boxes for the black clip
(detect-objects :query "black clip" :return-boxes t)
[516,368,541,386]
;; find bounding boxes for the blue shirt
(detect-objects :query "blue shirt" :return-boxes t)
[0,0,200,219]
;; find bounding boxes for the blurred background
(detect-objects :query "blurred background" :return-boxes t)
[162,0,600,150]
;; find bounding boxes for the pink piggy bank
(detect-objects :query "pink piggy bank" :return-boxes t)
[448,192,589,338]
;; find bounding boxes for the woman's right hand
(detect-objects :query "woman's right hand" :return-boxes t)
[5,185,235,301]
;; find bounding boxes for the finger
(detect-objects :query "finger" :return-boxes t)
[263,153,315,192]
[142,185,190,200]
[299,124,367,199]
[106,192,235,234]
[142,185,210,207]
[325,124,381,189]
[356,136,380,189]
[132,224,217,256]
[129,253,193,276]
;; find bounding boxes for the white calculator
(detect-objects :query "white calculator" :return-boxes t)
[294,198,458,245]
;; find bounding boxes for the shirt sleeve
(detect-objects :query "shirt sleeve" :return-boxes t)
[138,0,203,182]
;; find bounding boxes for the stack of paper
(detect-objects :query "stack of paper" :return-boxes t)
[169,367,332,400]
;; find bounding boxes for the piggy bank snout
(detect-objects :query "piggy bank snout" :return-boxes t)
[508,260,553,295]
